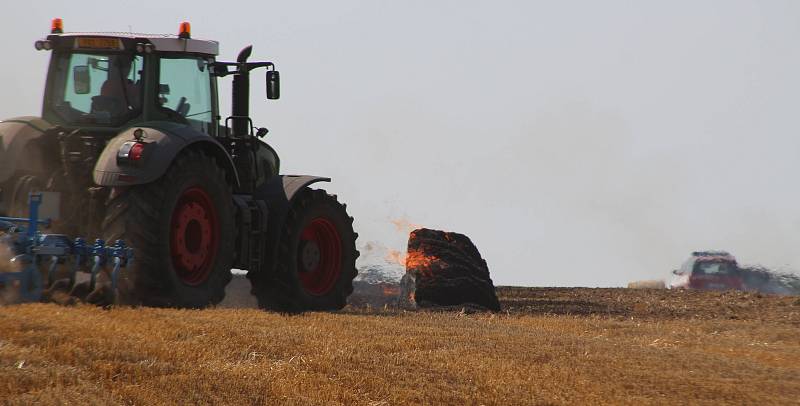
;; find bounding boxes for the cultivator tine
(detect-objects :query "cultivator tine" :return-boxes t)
[88,239,106,292]
[70,238,87,288]
[18,258,43,303]
[109,240,133,293]
[46,255,59,286]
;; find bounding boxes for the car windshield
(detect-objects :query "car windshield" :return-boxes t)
[694,261,737,276]
[48,52,143,125]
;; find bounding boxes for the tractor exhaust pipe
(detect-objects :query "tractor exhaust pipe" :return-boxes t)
[231,45,253,138]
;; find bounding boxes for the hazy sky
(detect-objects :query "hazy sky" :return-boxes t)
[3,1,800,286]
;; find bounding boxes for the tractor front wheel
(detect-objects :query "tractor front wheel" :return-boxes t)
[102,150,235,307]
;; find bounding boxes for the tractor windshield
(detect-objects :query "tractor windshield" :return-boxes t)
[48,52,143,125]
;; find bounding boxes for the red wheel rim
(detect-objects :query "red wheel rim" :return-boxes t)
[170,186,220,286]
[298,217,342,296]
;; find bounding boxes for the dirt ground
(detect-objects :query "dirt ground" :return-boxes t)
[1,286,799,405]
[496,286,800,323]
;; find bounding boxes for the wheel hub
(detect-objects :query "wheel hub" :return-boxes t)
[297,217,342,296]
[299,240,321,272]
[170,187,219,286]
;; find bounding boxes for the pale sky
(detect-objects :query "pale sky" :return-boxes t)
[3,1,800,286]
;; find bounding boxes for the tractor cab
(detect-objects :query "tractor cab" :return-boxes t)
[22,19,282,200]
[38,19,222,134]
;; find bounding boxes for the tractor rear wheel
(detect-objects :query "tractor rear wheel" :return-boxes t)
[251,188,358,312]
[7,174,44,217]
[101,150,235,307]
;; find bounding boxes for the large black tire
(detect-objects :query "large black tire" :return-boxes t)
[6,174,44,217]
[250,188,358,312]
[101,150,235,307]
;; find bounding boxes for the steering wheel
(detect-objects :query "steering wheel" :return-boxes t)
[159,105,189,124]
[176,97,188,116]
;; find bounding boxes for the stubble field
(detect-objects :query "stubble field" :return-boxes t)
[1,286,799,405]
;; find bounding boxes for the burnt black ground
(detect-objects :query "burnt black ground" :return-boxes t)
[220,275,800,325]
[497,286,800,324]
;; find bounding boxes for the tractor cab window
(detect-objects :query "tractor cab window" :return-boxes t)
[158,57,214,134]
[694,261,737,276]
[49,52,143,125]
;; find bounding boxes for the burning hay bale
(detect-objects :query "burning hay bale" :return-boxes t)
[402,228,501,312]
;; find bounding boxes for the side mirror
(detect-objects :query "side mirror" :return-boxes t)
[266,70,280,100]
[210,63,229,77]
[73,65,91,94]
[87,57,109,72]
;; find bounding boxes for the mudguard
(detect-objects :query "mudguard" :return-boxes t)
[251,175,331,274]
[0,117,54,184]
[93,122,240,187]
[254,174,331,214]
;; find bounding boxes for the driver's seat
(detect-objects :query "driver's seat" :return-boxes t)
[90,95,124,122]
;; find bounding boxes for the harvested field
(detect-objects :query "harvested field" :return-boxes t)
[1,287,799,405]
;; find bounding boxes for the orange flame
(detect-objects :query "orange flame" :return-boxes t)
[385,249,438,273]
[405,250,436,271]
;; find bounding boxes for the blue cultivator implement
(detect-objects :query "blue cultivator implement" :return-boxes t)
[0,193,133,304]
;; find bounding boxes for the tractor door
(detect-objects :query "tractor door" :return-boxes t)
[155,56,217,135]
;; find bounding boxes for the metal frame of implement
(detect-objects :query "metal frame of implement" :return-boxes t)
[0,193,133,303]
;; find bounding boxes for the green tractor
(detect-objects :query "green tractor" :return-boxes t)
[0,19,359,311]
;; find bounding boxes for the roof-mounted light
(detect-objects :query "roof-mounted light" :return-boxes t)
[178,21,191,39]
[135,42,156,54]
[51,18,63,34]
[34,40,52,51]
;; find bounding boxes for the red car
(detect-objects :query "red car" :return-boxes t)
[669,251,744,291]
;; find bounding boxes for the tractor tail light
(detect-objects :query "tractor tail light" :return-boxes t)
[51,18,63,34]
[118,141,145,163]
[129,143,145,160]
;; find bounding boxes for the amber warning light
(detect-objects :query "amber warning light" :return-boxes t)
[51,18,63,34]
[178,21,191,39]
